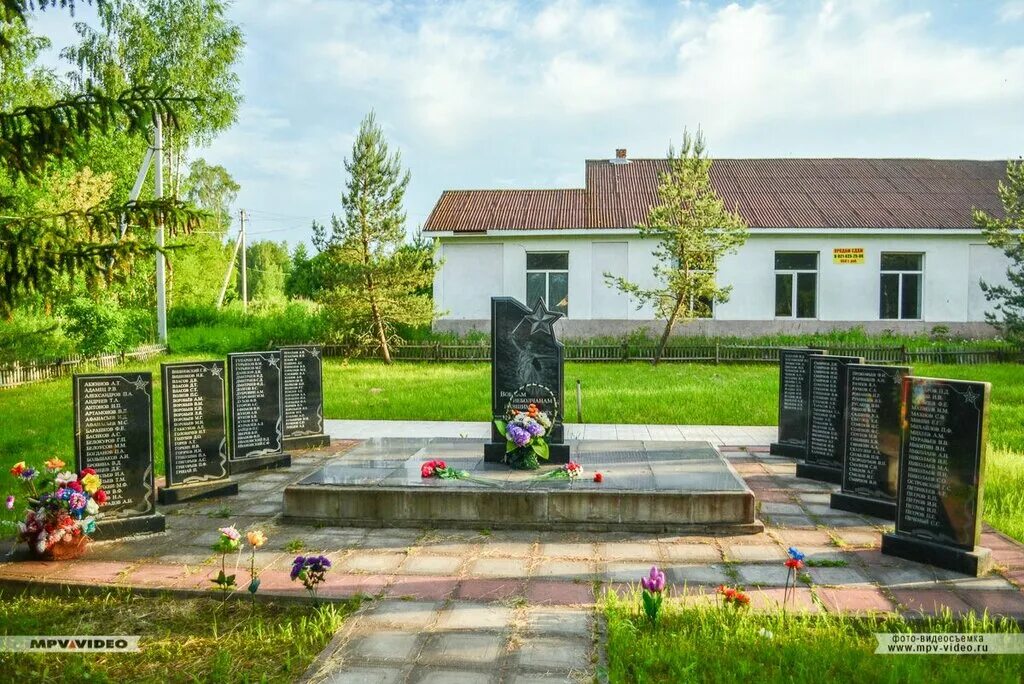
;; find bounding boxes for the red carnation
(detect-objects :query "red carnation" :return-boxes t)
[94,489,107,504]
[67,480,83,492]
[784,558,803,570]
[593,472,603,483]
[421,465,434,478]
[80,468,96,476]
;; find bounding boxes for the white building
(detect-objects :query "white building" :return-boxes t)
[423,153,1011,338]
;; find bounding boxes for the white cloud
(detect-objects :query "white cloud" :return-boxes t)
[1000,1,1024,22]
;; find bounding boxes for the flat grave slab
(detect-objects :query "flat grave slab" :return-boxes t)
[283,439,761,533]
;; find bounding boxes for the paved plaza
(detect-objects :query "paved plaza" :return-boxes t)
[2,424,1023,682]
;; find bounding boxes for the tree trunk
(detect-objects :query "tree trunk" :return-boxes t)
[653,294,685,366]
[369,290,391,363]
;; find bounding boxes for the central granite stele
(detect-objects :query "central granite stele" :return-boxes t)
[283,438,761,533]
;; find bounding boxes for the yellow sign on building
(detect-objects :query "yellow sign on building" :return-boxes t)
[833,247,865,264]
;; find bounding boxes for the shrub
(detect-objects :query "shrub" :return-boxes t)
[62,298,153,356]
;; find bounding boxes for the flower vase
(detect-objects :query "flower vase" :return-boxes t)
[505,446,540,470]
[30,535,90,561]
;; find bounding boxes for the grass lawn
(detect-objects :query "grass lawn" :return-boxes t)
[0,589,357,682]
[603,591,1024,683]
[1,357,1023,540]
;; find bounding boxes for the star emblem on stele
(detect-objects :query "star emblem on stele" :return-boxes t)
[131,376,148,391]
[522,299,562,336]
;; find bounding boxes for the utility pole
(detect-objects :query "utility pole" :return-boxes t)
[216,220,243,308]
[239,208,248,312]
[154,115,167,344]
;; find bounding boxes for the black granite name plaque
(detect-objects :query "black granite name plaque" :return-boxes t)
[770,348,825,458]
[882,376,992,576]
[228,352,291,473]
[486,297,569,464]
[830,364,909,519]
[797,355,863,483]
[158,361,238,504]
[281,345,329,449]
[74,372,165,537]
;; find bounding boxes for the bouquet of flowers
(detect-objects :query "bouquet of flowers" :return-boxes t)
[9,458,107,559]
[494,403,552,470]
[533,461,583,483]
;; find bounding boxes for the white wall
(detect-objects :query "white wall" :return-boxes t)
[434,232,1011,324]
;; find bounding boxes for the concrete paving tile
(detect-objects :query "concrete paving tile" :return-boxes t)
[318,573,391,598]
[797,546,849,563]
[480,541,536,558]
[360,600,442,630]
[664,564,733,587]
[455,578,526,602]
[344,631,420,662]
[322,666,405,684]
[525,580,595,606]
[524,607,592,637]
[409,670,495,684]
[514,636,591,673]
[533,559,598,580]
[749,587,820,612]
[385,575,459,601]
[537,542,596,559]
[867,565,940,588]
[892,589,974,616]
[946,576,1018,591]
[769,529,835,547]
[434,602,514,631]
[817,588,895,614]
[598,542,662,562]
[795,492,833,505]
[959,590,1024,617]
[340,552,408,574]
[466,557,530,579]
[660,543,721,563]
[603,562,656,583]
[833,531,880,547]
[768,515,817,529]
[806,566,872,587]
[760,502,804,515]
[399,554,464,576]
[419,633,506,665]
[725,545,786,562]
[735,564,791,587]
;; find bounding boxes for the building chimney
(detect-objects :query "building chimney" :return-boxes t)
[615,148,627,159]
[610,147,631,165]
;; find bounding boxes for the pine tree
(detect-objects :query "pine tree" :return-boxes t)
[605,129,748,364]
[316,112,437,362]
[975,159,1024,341]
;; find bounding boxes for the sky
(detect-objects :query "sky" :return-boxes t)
[29,0,1024,247]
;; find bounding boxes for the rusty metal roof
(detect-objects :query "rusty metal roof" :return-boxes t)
[423,158,1007,232]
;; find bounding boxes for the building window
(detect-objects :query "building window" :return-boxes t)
[774,252,818,318]
[687,270,715,319]
[526,252,568,315]
[880,253,923,320]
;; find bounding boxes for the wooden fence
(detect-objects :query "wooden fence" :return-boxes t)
[0,344,167,389]
[331,342,1020,365]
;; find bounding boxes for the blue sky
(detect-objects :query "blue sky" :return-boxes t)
[31,0,1024,246]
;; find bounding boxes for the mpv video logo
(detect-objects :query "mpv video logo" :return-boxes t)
[0,636,141,652]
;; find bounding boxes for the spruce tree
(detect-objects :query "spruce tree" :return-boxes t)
[317,112,437,362]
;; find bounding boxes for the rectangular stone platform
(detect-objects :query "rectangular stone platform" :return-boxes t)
[282,438,762,534]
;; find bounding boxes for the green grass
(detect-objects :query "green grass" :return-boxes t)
[604,590,1024,683]
[0,589,357,682]
[2,358,1024,541]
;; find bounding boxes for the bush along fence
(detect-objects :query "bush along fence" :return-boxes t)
[0,344,166,389]
[325,342,1022,365]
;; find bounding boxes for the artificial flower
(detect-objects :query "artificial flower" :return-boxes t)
[787,547,805,562]
[247,530,267,548]
[44,457,65,470]
[593,472,603,483]
[80,473,101,494]
[219,526,241,541]
[66,480,83,492]
[640,565,666,593]
[55,471,77,486]
[20,467,37,480]
[94,489,107,505]
[784,558,803,570]
[10,461,26,477]
[5,495,13,510]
